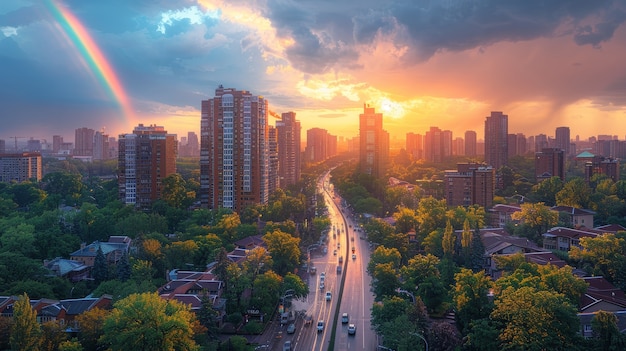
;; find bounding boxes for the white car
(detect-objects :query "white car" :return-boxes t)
[341,313,349,324]
[317,320,324,332]
[325,292,332,301]
[348,324,356,335]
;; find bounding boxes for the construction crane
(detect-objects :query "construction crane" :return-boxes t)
[6,137,26,152]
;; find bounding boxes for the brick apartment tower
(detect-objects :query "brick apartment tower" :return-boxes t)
[445,163,495,208]
[464,130,477,157]
[359,104,389,178]
[484,111,508,170]
[118,124,177,210]
[276,111,301,188]
[555,127,571,156]
[535,148,565,182]
[200,86,270,212]
[74,127,95,156]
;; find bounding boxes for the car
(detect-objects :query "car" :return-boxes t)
[325,292,332,301]
[333,249,337,256]
[286,323,295,334]
[283,340,292,351]
[337,243,341,248]
[341,313,349,324]
[336,265,342,274]
[339,256,343,263]
[319,281,325,290]
[317,320,324,332]
[310,266,317,275]
[352,254,357,260]
[348,324,356,335]
[320,272,326,279]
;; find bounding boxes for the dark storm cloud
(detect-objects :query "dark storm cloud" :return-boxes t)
[266,0,626,69]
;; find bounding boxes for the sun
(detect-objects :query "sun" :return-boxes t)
[379,97,405,119]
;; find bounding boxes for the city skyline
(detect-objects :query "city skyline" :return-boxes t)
[2,1,626,142]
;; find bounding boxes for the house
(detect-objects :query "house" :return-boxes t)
[43,257,90,282]
[481,228,544,278]
[70,236,131,267]
[578,276,626,338]
[488,204,521,228]
[551,206,595,228]
[542,227,600,251]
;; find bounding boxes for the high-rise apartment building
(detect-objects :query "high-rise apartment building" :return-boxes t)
[516,133,527,156]
[118,124,177,210]
[200,86,269,212]
[359,104,389,178]
[52,135,63,154]
[484,111,508,169]
[445,163,494,208]
[276,111,301,187]
[0,152,42,182]
[424,127,443,162]
[406,132,423,160]
[555,127,570,156]
[75,127,95,156]
[464,131,477,157]
[305,128,331,163]
[268,126,279,196]
[93,130,110,160]
[535,148,565,182]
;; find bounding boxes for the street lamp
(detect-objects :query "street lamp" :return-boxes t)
[395,288,415,304]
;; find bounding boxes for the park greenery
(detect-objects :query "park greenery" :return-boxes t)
[1,150,626,350]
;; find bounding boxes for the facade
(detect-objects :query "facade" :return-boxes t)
[555,126,571,156]
[464,130,477,157]
[93,130,111,160]
[305,128,335,163]
[0,152,42,182]
[268,126,279,195]
[584,155,620,183]
[444,163,495,208]
[74,127,95,156]
[52,135,63,154]
[406,132,423,160]
[484,111,508,169]
[118,124,177,209]
[359,104,389,178]
[535,147,565,181]
[276,111,301,187]
[200,86,270,212]
[424,126,443,162]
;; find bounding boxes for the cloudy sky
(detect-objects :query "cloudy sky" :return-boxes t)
[2,0,626,146]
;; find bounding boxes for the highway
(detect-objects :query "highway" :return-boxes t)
[280,170,377,351]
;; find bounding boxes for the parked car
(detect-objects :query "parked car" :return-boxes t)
[348,324,356,335]
[341,313,349,324]
[286,323,295,334]
[317,320,324,332]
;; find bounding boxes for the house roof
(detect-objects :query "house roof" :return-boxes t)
[522,251,567,268]
[543,227,600,239]
[576,151,595,158]
[551,206,596,215]
[234,235,265,249]
[70,241,128,257]
[594,224,626,233]
[44,257,89,276]
[580,276,626,311]
[481,229,542,256]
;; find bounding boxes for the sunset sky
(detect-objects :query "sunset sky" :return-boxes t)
[2,0,626,144]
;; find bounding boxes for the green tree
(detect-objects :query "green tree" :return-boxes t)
[250,271,283,316]
[161,173,195,209]
[116,251,131,282]
[510,202,558,244]
[442,220,455,258]
[262,230,301,276]
[463,318,502,351]
[570,234,626,287]
[416,197,448,240]
[59,339,83,351]
[368,246,402,274]
[453,268,494,332]
[400,254,440,294]
[372,262,400,300]
[364,218,396,244]
[491,286,581,350]
[591,311,626,351]
[282,272,309,299]
[556,177,592,208]
[393,207,418,234]
[102,292,200,351]
[41,321,68,351]
[528,176,563,206]
[75,308,109,351]
[10,293,42,351]
[92,246,108,283]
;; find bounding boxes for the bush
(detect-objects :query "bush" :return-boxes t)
[240,321,264,334]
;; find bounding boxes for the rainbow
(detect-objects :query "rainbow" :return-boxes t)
[45,0,135,124]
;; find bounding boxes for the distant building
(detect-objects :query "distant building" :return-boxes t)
[118,124,177,210]
[580,154,620,183]
[359,104,389,178]
[535,148,565,182]
[484,111,508,169]
[445,163,495,208]
[268,126,279,195]
[306,128,336,163]
[0,152,42,182]
[424,126,443,162]
[74,127,95,156]
[464,130,477,157]
[406,132,423,160]
[555,126,571,156]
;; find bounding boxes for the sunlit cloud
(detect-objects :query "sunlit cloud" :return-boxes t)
[157,6,219,34]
